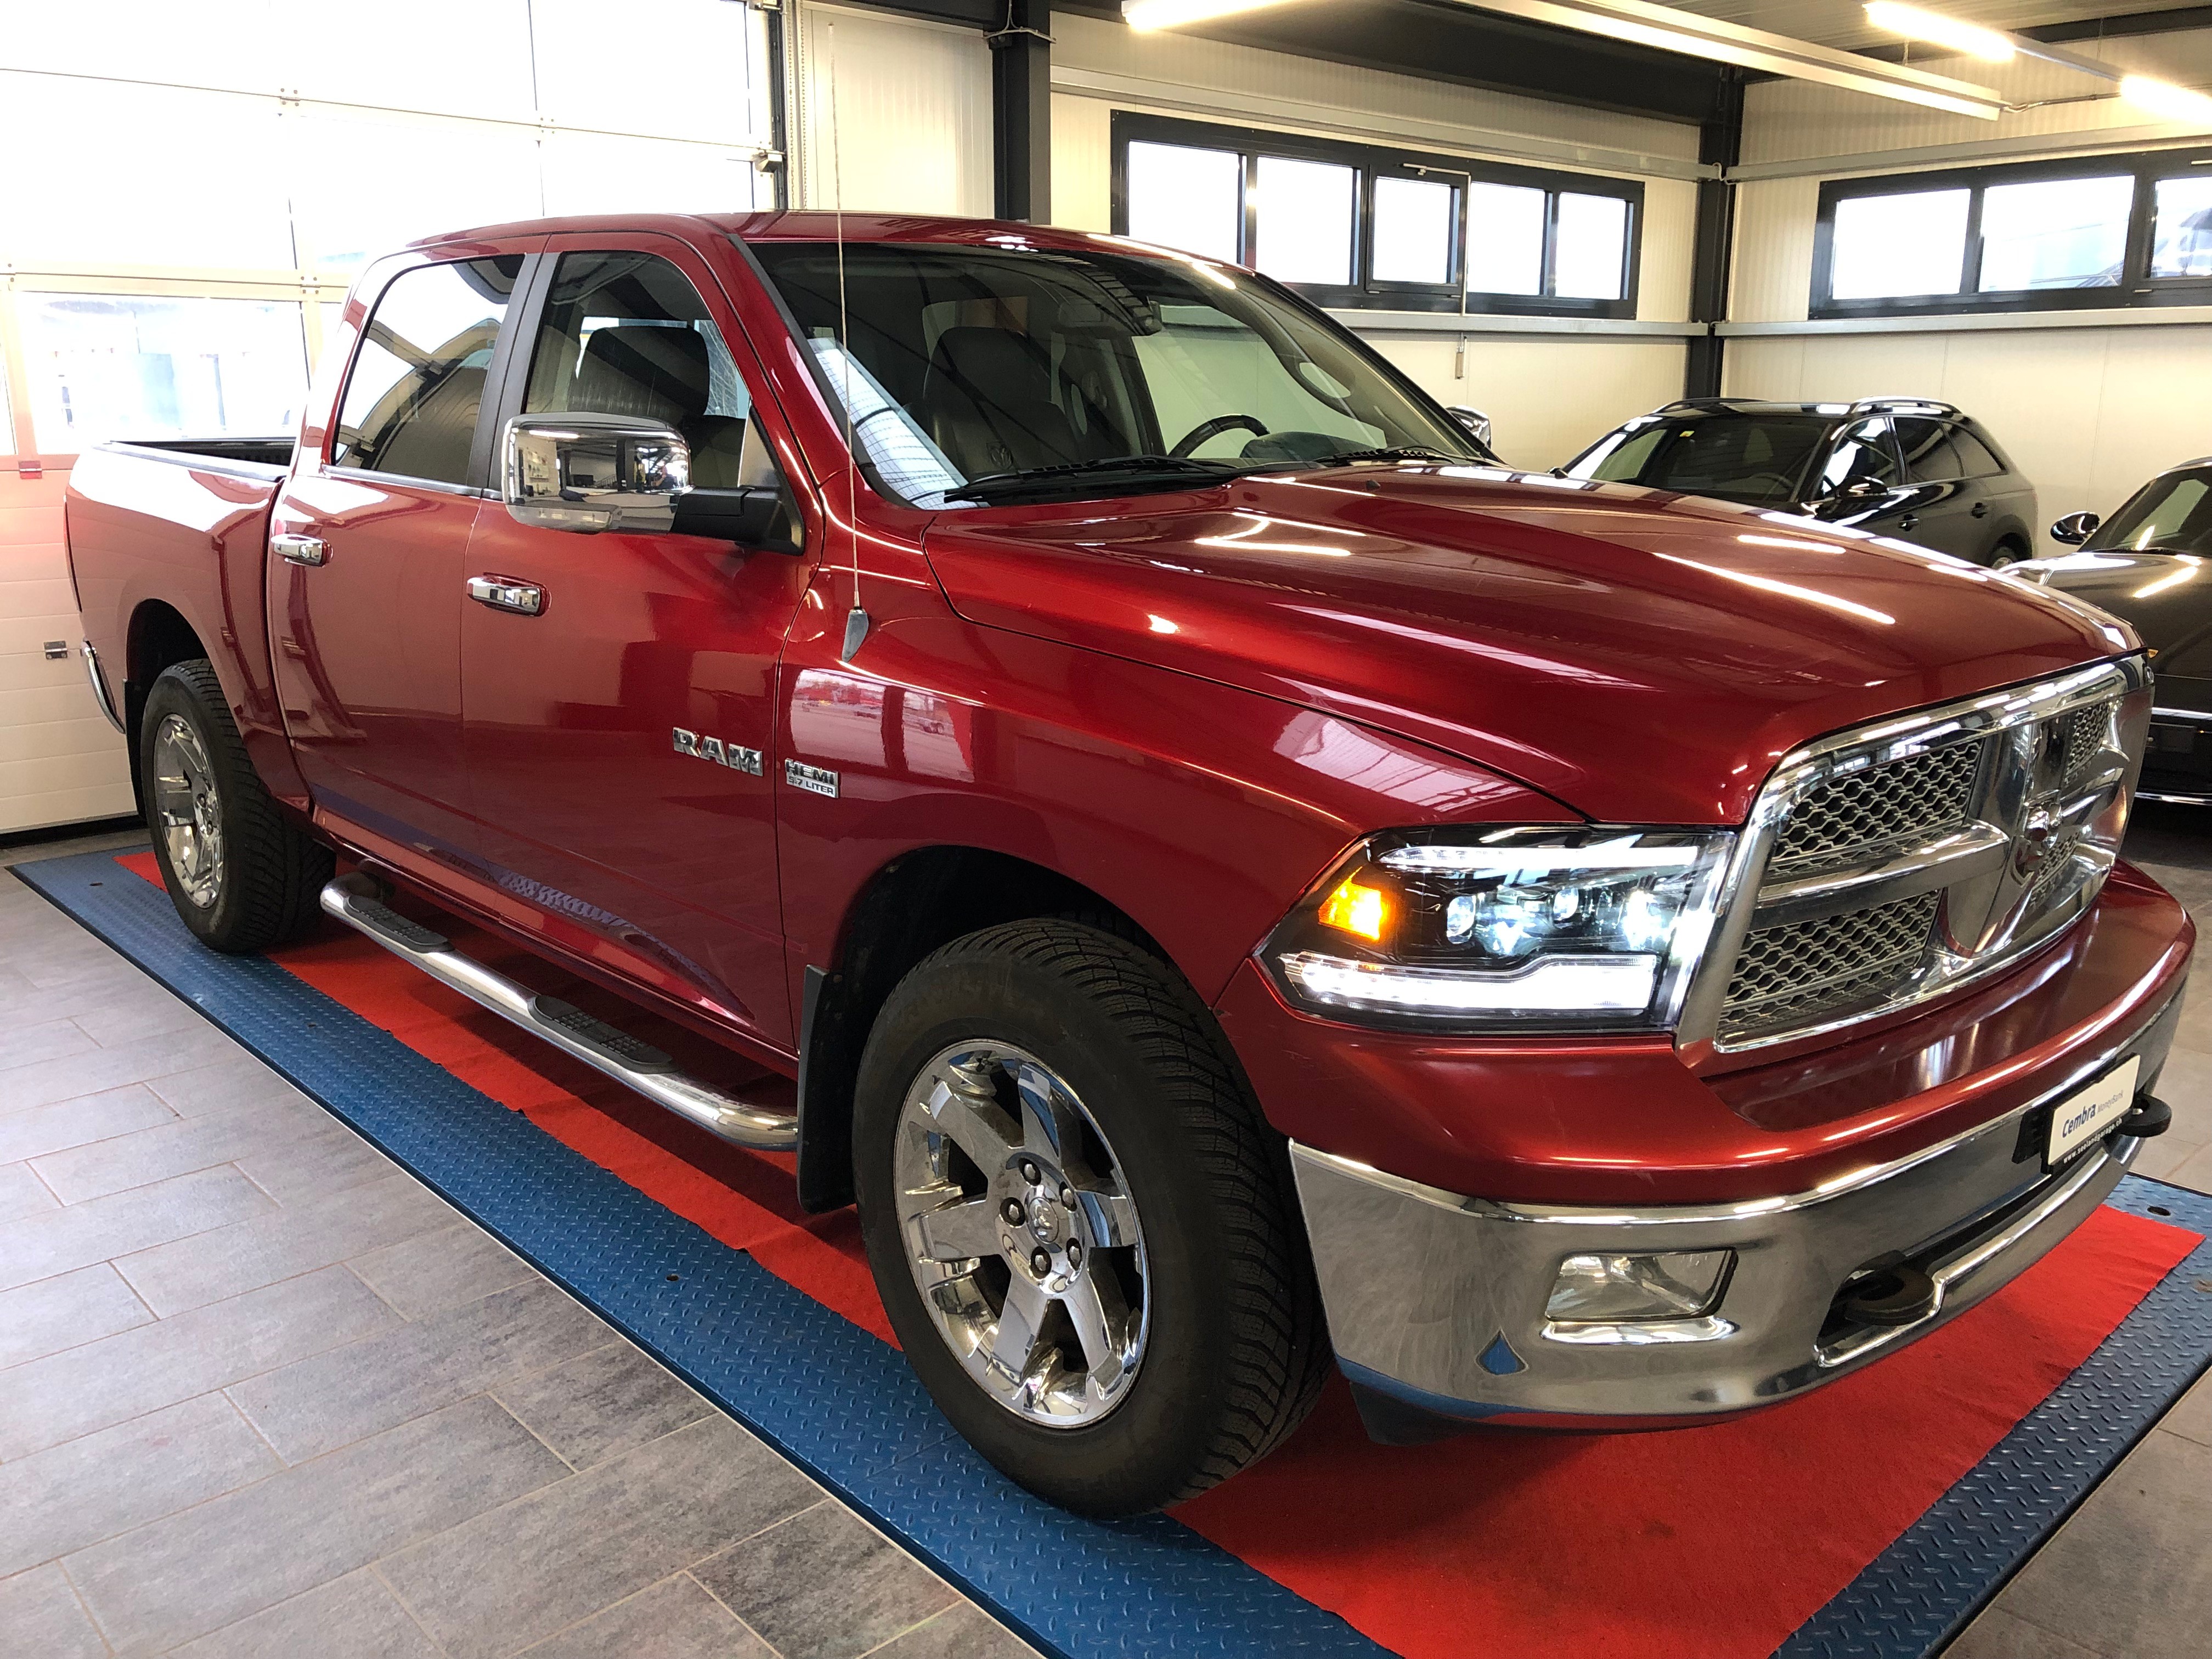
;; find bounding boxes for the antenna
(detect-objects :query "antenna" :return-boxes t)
[828,22,870,662]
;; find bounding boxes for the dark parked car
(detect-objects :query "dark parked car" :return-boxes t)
[2010,456,2212,803]
[1564,396,2039,566]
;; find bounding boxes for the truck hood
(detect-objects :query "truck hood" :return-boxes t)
[922,466,2129,825]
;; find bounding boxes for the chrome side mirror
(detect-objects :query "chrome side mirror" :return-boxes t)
[2050,510,2101,546]
[501,412,690,534]
[1447,405,1493,449]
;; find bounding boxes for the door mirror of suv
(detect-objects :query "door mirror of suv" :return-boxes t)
[501,412,690,534]
[1446,405,1493,449]
[2050,510,2101,546]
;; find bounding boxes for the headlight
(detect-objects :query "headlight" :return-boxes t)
[1261,827,1735,1032]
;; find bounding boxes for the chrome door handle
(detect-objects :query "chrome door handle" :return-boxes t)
[272,533,328,567]
[467,575,545,616]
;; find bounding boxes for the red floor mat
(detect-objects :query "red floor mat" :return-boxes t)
[119,853,2201,1658]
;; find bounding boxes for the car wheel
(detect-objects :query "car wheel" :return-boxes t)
[140,659,333,953]
[1989,538,2029,568]
[853,919,1329,1516]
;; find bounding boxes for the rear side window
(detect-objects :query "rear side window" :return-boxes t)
[332,256,521,484]
[1950,427,2004,478]
[523,251,751,488]
[1893,417,1963,482]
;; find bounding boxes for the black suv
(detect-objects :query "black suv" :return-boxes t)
[1564,397,2039,567]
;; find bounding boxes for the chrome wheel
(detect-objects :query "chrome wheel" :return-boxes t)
[151,713,224,910]
[893,1041,1149,1428]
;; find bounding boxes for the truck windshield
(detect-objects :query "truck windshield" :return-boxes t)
[746,239,1476,506]
[2085,467,2212,556]
[1567,413,1832,507]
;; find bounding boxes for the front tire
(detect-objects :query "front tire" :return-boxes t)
[140,659,332,953]
[854,920,1329,1516]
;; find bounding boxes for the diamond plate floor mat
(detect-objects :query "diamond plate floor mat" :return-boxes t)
[18,848,2212,1659]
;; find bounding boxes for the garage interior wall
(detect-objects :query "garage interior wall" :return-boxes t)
[788,0,995,217]
[1048,11,1706,471]
[1724,21,2212,550]
[0,0,778,836]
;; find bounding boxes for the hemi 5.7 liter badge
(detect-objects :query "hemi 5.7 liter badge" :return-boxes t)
[672,728,763,776]
[784,760,839,798]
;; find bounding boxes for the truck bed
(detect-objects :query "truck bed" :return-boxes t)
[65,437,300,802]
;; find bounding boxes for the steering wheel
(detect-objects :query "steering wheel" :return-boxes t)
[1170,414,1269,458]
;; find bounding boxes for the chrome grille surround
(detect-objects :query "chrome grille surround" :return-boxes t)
[1679,657,2151,1058]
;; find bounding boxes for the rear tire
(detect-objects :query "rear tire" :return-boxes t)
[139,659,332,954]
[854,919,1329,1516]
[1989,538,2030,568]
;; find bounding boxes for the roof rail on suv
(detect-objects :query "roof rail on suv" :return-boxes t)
[1848,396,1962,417]
[1653,397,1733,415]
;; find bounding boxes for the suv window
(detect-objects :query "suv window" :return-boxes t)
[1576,413,1830,507]
[1950,427,2004,478]
[523,252,751,489]
[1815,417,1899,495]
[332,256,522,484]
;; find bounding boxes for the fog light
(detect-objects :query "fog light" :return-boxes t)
[1546,1250,1734,1323]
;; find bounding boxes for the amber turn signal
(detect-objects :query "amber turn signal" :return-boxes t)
[1317,877,1390,943]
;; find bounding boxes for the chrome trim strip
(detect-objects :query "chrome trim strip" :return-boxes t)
[1750,823,2008,929]
[1542,1314,1738,1346]
[81,642,126,736]
[2140,790,2212,805]
[319,874,798,1150]
[2150,707,2212,725]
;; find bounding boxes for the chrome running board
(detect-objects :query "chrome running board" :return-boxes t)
[318,874,798,1150]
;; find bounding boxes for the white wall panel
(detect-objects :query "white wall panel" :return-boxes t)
[1053,95,1114,234]
[1730,177,1820,324]
[1370,334,1686,471]
[1637,178,1700,325]
[793,2,993,216]
[1053,15,1698,166]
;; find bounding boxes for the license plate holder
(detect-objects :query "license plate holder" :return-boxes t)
[2044,1056,2140,1171]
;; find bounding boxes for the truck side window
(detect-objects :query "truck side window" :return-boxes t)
[523,252,753,489]
[331,256,522,486]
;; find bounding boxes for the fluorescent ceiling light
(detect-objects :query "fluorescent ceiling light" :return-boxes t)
[1421,0,2006,119]
[1862,3,2015,63]
[2120,75,2212,126]
[1122,0,1304,30]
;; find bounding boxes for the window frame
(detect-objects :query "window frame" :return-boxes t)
[1109,112,1642,319]
[324,251,534,493]
[1811,146,2212,320]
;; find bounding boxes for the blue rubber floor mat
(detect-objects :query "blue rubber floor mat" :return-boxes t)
[16,847,2212,1659]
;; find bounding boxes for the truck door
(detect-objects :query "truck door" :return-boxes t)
[458,240,811,1050]
[268,253,526,850]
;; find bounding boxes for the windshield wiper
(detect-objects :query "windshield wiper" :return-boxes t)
[944,454,1239,504]
[1279,445,1468,470]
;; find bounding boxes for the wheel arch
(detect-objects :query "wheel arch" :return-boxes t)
[122,600,213,814]
[794,843,1170,1213]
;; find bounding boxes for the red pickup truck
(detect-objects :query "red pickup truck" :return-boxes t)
[65,211,2188,1517]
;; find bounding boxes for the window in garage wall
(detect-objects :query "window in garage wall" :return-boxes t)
[0,0,780,456]
[1812,147,2212,319]
[1110,113,1642,318]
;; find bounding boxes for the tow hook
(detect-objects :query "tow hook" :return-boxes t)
[1839,1256,1939,1328]
[2117,1094,2173,1139]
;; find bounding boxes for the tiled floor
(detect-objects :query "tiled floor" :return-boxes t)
[2,815,2209,1659]
[0,827,1037,1659]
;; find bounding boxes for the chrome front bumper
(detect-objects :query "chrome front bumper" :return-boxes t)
[1291,1012,2177,1427]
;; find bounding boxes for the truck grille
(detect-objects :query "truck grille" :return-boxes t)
[1701,662,2145,1052]
[1719,891,1943,1044]
[1768,745,1980,875]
